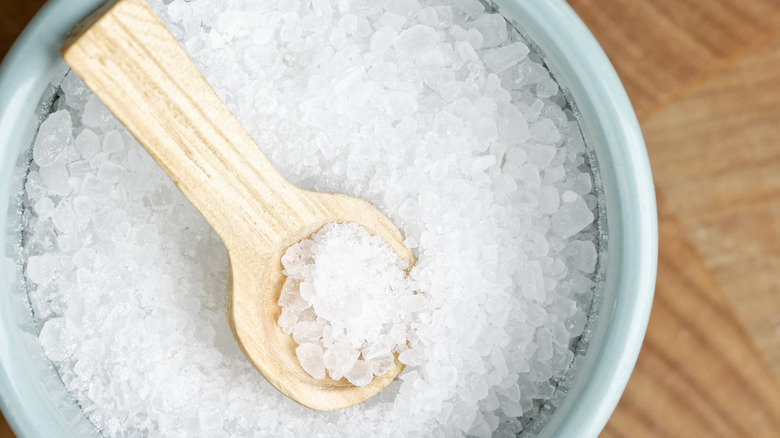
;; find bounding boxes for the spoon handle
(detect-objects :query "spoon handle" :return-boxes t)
[62,0,292,259]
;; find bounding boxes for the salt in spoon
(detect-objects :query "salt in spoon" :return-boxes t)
[62,0,412,411]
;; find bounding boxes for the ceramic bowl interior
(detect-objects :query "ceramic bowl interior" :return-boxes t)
[0,1,657,437]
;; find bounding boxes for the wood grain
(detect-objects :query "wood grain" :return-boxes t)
[601,201,780,437]
[641,34,780,377]
[568,0,780,119]
[0,0,48,62]
[62,0,411,411]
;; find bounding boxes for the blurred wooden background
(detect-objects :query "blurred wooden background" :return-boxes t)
[1,0,779,436]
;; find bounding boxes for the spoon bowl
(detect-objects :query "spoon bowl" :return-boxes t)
[62,0,412,411]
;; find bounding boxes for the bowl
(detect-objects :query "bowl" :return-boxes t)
[0,0,657,436]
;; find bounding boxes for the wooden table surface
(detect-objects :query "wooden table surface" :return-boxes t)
[2,0,779,436]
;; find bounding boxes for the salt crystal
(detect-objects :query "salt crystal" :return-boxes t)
[536,77,559,99]
[97,162,124,183]
[398,348,425,366]
[483,42,530,73]
[74,129,101,159]
[344,360,373,386]
[338,14,358,34]
[296,343,326,380]
[385,0,422,18]
[394,25,438,59]
[567,240,597,274]
[26,254,57,284]
[525,144,557,168]
[51,200,79,234]
[552,195,595,238]
[73,247,97,269]
[370,26,398,53]
[33,197,55,219]
[292,321,323,344]
[437,0,485,19]
[323,343,359,380]
[38,318,74,361]
[278,308,299,334]
[67,160,91,177]
[530,119,561,145]
[61,71,89,109]
[40,160,71,198]
[81,174,112,199]
[467,14,507,48]
[536,186,560,215]
[82,95,112,128]
[135,224,158,246]
[383,91,418,119]
[102,130,124,153]
[33,110,73,167]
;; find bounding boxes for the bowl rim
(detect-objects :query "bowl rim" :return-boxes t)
[496,1,657,437]
[0,1,658,437]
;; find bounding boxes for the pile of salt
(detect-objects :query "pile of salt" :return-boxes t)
[22,0,603,436]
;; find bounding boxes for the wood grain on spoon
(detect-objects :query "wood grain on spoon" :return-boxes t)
[61,0,413,411]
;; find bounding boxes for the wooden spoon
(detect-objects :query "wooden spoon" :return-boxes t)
[62,0,412,411]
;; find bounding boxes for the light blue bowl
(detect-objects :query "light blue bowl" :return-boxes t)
[0,1,657,437]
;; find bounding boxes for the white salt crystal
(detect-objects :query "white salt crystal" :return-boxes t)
[338,14,358,34]
[33,110,73,167]
[81,174,112,199]
[385,0,422,18]
[568,240,597,274]
[67,160,91,177]
[40,160,72,198]
[498,107,530,144]
[438,0,485,18]
[561,190,578,203]
[552,195,595,239]
[530,119,561,145]
[573,172,593,195]
[379,11,407,30]
[73,247,97,269]
[323,343,359,380]
[398,348,425,366]
[102,130,124,153]
[135,224,159,246]
[471,116,498,141]
[525,144,557,168]
[311,0,333,18]
[394,25,438,59]
[82,95,112,128]
[61,71,89,109]
[97,162,124,183]
[483,42,530,73]
[39,318,74,361]
[26,254,57,284]
[33,197,55,219]
[451,400,478,432]
[536,186,561,215]
[292,321,323,344]
[344,360,373,386]
[467,14,507,48]
[278,308,299,334]
[383,91,418,119]
[74,129,101,159]
[148,185,175,210]
[536,77,559,98]
[296,343,326,380]
[370,26,398,52]
[51,200,79,234]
